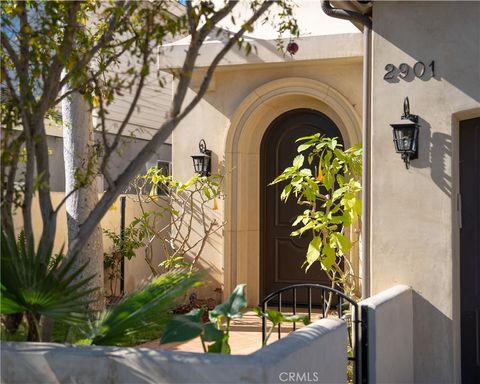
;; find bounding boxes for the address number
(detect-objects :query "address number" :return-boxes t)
[384,61,435,81]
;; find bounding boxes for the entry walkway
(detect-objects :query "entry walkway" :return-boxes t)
[139,310,317,355]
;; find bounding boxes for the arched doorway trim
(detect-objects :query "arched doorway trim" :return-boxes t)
[224,77,361,305]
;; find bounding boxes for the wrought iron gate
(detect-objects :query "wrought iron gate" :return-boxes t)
[261,284,368,384]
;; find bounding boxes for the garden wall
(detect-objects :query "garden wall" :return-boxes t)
[12,193,170,294]
[360,285,414,384]
[1,318,346,384]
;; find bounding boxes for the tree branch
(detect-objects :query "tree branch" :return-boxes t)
[1,32,21,74]
[57,1,130,92]
[185,1,198,37]
[0,133,24,236]
[177,1,273,120]
[100,15,152,174]
[68,1,275,257]
[38,2,80,116]
[20,117,35,240]
[197,1,238,42]
[54,35,137,105]
[0,66,21,106]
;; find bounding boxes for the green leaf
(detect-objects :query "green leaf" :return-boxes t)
[203,322,224,342]
[293,154,304,169]
[0,231,94,326]
[332,232,352,253]
[178,175,199,191]
[306,236,321,269]
[91,270,203,346]
[203,186,211,199]
[297,143,312,153]
[321,244,336,272]
[299,168,312,177]
[0,288,27,314]
[344,196,357,209]
[354,199,362,216]
[332,186,348,200]
[209,284,247,321]
[160,309,204,344]
[296,133,320,142]
[265,309,284,325]
[207,333,231,354]
[292,215,304,227]
[281,184,292,201]
[254,307,310,326]
[282,313,311,325]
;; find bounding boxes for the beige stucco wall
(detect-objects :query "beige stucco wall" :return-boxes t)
[1,318,347,384]
[360,285,414,384]
[370,2,480,382]
[173,46,363,304]
[13,193,169,295]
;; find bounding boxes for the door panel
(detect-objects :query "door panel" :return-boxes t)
[260,109,344,302]
[460,117,480,383]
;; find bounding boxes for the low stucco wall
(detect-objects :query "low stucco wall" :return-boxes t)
[1,318,346,384]
[360,285,414,384]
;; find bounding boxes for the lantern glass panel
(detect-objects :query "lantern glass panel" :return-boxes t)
[202,157,210,174]
[191,154,211,175]
[393,126,415,152]
[192,156,203,173]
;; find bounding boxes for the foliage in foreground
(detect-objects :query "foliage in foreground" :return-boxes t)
[103,166,225,296]
[1,229,203,345]
[271,135,362,297]
[161,284,310,354]
[103,170,225,297]
[253,306,310,346]
[1,0,299,273]
[161,284,248,353]
[133,168,225,274]
[88,270,203,346]
[1,0,299,338]
[1,231,95,341]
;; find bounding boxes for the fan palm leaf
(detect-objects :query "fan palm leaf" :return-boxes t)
[1,231,96,329]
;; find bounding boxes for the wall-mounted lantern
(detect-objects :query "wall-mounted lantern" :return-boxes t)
[191,139,212,176]
[389,97,419,169]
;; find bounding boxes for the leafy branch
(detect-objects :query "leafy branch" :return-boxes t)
[128,167,225,276]
[271,135,362,298]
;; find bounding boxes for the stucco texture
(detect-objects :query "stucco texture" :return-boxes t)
[370,2,480,383]
[172,53,363,305]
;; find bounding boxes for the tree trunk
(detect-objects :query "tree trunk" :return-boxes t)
[62,90,105,312]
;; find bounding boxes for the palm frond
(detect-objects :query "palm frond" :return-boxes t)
[90,270,203,346]
[0,230,95,326]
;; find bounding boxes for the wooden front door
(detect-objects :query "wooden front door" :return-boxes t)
[260,109,344,301]
[460,117,480,383]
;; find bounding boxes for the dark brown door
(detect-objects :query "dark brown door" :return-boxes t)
[260,109,344,301]
[460,117,480,383]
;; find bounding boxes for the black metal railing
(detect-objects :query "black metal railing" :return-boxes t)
[261,284,367,384]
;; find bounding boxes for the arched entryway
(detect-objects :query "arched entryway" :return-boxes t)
[224,78,361,306]
[260,109,345,300]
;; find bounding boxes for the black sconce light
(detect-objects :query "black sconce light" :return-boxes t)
[191,139,212,176]
[389,97,419,169]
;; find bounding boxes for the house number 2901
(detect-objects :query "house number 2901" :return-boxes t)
[384,61,435,81]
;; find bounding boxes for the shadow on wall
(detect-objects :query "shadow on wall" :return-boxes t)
[411,117,452,197]
[374,1,480,103]
[412,291,454,383]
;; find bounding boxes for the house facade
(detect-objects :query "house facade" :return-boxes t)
[164,1,479,382]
